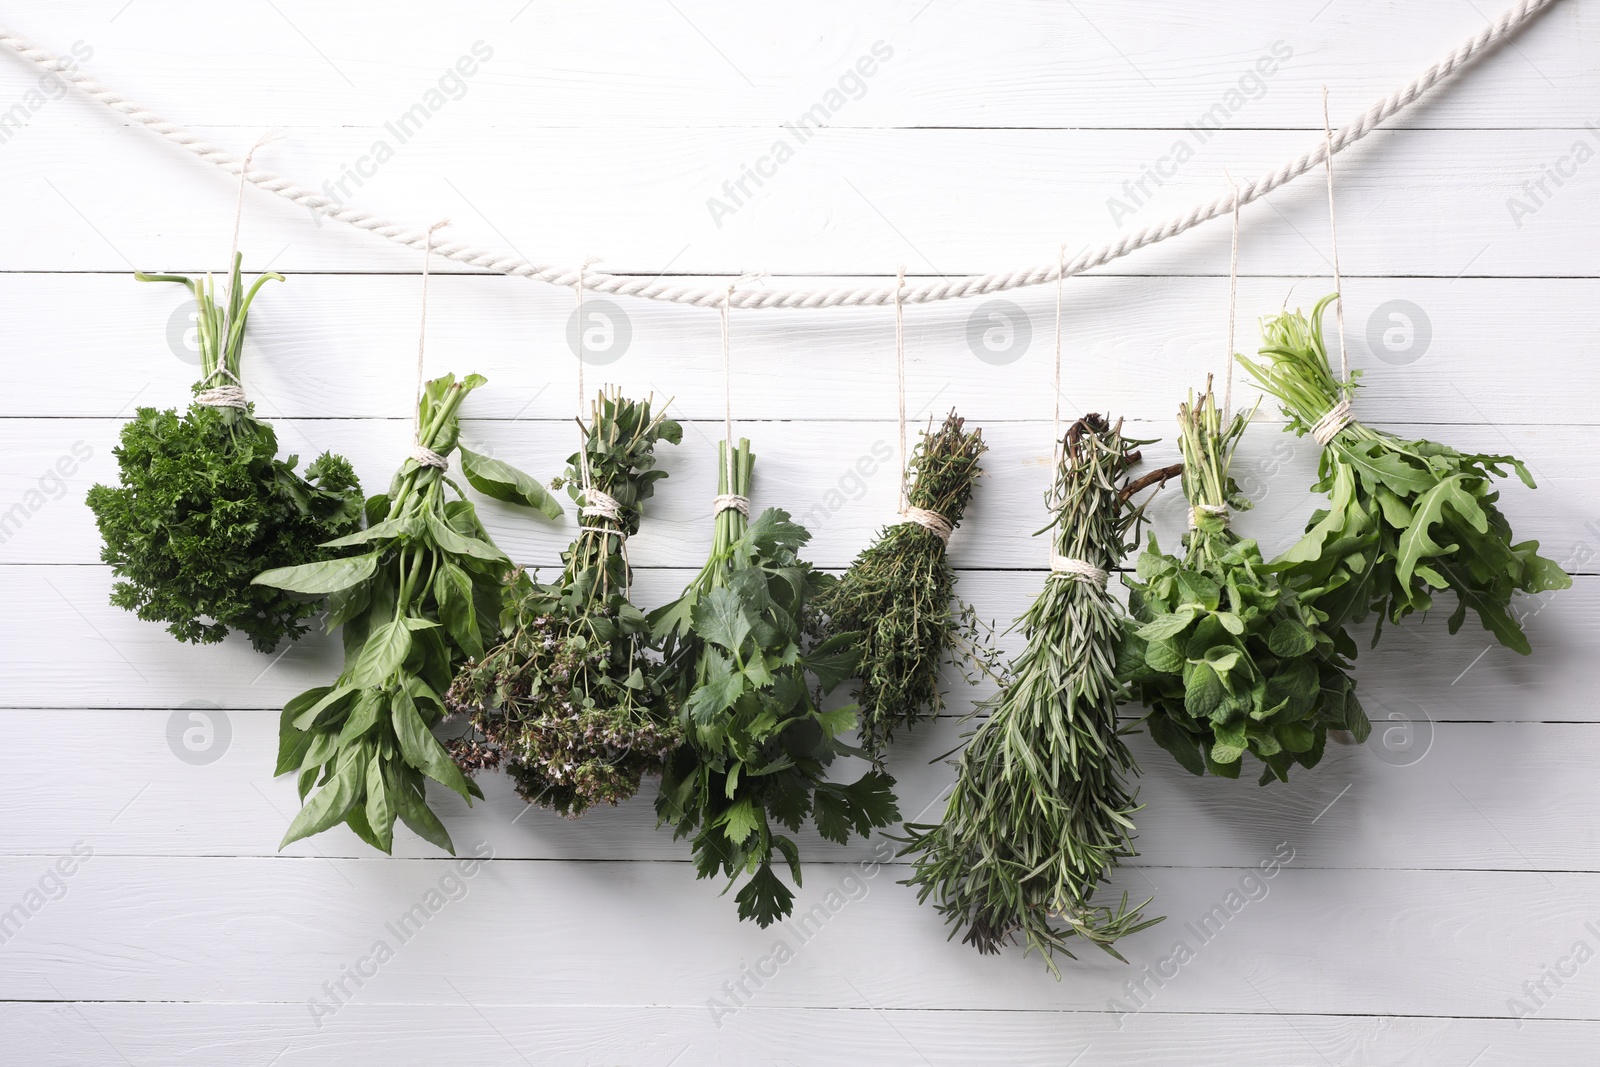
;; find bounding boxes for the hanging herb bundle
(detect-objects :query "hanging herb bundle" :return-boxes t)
[86,257,364,652]
[902,415,1169,974]
[650,438,900,927]
[255,372,562,854]
[815,411,987,761]
[1119,382,1368,785]
[445,391,683,817]
[1238,295,1570,654]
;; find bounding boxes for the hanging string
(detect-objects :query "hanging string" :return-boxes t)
[713,274,765,517]
[409,219,451,470]
[893,267,909,513]
[1052,243,1065,456]
[571,256,628,535]
[196,129,282,409]
[1223,169,1241,421]
[721,282,735,474]
[1322,86,1350,385]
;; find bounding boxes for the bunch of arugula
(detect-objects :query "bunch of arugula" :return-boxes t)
[816,412,988,761]
[1119,382,1367,785]
[902,415,1168,974]
[255,372,562,854]
[86,256,364,652]
[446,391,683,816]
[651,438,900,927]
[1238,295,1569,654]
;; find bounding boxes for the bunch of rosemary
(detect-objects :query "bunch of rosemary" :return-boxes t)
[816,412,987,760]
[256,373,561,853]
[902,415,1165,974]
[1119,382,1367,784]
[1238,295,1569,653]
[651,438,900,927]
[446,391,683,817]
[87,257,363,652]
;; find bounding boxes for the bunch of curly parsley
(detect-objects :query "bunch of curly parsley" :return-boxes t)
[87,257,363,653]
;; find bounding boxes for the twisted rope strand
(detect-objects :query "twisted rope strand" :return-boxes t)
[0,0,1560,310]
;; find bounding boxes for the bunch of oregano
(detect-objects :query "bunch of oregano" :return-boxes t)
[651,438,900,927]
[86,256,364,652]
[255,372,562,854]
[446,391,683,817]
[816,412,987,761]
[902,415,1166,974]
[1238,294,1570,654]
[1119,381,1367,785]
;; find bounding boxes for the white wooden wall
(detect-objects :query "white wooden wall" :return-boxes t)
[2,1,1596,1062]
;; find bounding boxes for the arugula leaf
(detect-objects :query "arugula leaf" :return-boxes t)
[1239,294,1570,654]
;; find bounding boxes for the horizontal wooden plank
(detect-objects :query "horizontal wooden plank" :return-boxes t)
[0,564,1585,712]
[0,0,1587,130]
[2,274,1594,426]
[0,853,1594,1018]
[2,127,1596,275]
[0,1003,1589,1066]
[1,711,1595,873]
[2,415,1587,571]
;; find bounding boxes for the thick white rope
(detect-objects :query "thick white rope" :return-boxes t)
[0,0,1560,310]
[712,493,750,518]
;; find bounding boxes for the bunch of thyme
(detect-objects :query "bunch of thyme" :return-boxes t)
[446,391,683,816]
[817,412,987,761]
[901,414,1169,974]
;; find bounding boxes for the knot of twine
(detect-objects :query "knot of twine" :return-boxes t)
[713,494,749,518]
[1050,553,1108,588]
[1189,503,1230,529]
[1311,397,1354,446]
[580,487,627,537]
[899,506,953,545]
[196,367,247,409]
[411,446,449,471]
[196,385,248,409]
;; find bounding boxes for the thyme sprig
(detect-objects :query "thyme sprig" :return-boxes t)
[445,391,683,816]
[817,412,988,761]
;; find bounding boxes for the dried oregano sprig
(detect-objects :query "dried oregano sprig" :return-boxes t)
[256,373,561,854]
[1238,295,1569,654]
[651,438,900,927]
[902,415,1165,975]
[816,411,987,760]
[1119,382,1368,785]
[446,391,683,817]
[87,256,363,652]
